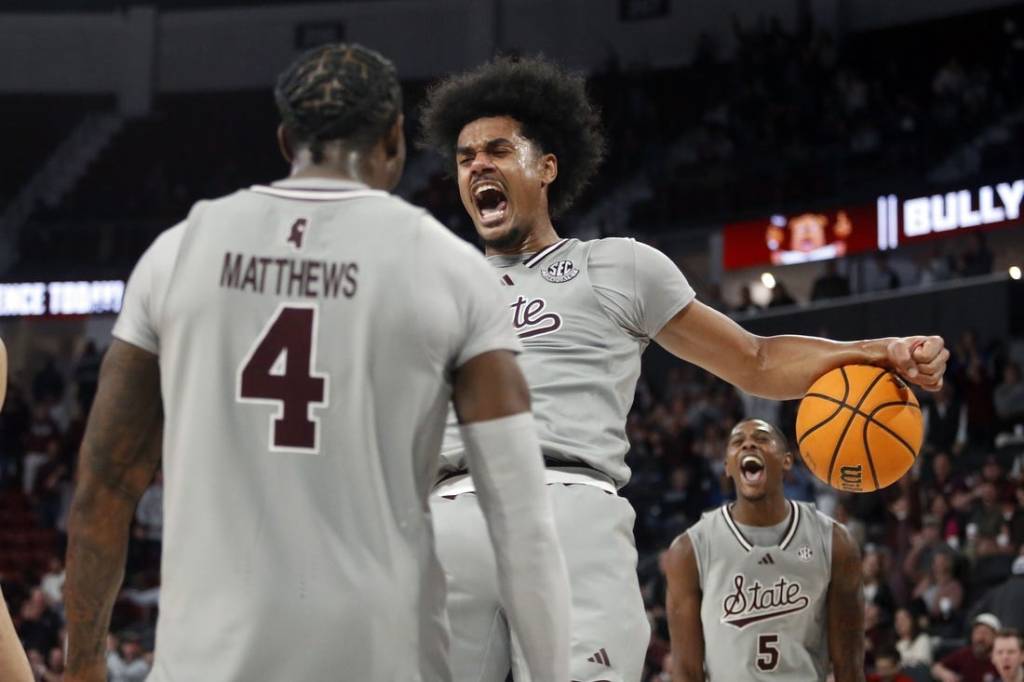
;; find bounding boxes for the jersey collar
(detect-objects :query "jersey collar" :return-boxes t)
[523,238,571,268]
[249,177,385,201]
[721,500,801,552]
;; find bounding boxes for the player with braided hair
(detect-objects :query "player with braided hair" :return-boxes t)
[420,55,947,681]
[65,44,571,682]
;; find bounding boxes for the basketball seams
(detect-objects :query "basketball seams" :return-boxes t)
[825,368,888,487]
[861,418,882,491]
[865,402,922,460]
[803,394,921,460]
[797,368,851,448]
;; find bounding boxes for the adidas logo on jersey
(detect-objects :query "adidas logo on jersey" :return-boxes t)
[586,648,611,667]
[758,553,774,565]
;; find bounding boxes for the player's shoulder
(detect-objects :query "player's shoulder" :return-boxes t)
[686,504,724,538]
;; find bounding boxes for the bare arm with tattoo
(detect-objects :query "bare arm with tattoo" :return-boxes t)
[64,340,163,682]
[828,522,865,682]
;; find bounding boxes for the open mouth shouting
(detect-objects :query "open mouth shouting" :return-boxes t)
[472,181,509,227]
[739,453,767,487]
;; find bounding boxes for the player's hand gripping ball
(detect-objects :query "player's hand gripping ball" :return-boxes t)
[797,365,923,493]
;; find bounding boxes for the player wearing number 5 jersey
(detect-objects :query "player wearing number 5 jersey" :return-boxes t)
[63,44,571,682]
[666,419,864,681]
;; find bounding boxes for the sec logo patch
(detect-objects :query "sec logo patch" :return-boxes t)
[542,259,579,283]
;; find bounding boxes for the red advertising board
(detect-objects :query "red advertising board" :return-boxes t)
[723,203,878,271]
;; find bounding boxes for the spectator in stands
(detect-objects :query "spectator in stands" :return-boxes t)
[17,588,60,656]
[963,353,998,447]
[864,545,897,616]
[810,259,851,301]
[991,626,1024,679]
[0,384,29,485]
[22,404,58,495]
[106,634,151,682]
[865,601,895,665]
[923,385,968,456]
[973,480,1009,542]
[932,613,1001,682]
[970,556,1024,633]
[913,551,964,627]
[38,556,64,610]
[132,470,163,571]
[961,232,995,277]
[867,646,916,682]
[864,253,902,292]
[894,607,933,668]
[991,628,1024,682]
[995,362,1024,428]
[73,340,102,414]
[767,280,797,308]
[920,244,954,285]
[31,358,63,405]
[903,515,945,586]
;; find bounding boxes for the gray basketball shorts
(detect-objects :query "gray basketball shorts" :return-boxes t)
[430,482,651,682]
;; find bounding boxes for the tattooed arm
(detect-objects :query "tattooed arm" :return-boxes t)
[64,340,163,682]
[828,522,864,682]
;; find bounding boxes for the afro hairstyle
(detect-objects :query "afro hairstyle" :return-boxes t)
[418,55,605,217]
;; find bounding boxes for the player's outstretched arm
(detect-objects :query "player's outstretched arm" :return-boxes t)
[827,522,864,682]
[452,349,570,682]
[665,533,705,682]
[65,340,163,682]
[655,300,948,400]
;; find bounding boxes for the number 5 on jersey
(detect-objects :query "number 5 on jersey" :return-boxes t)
[237,304,329,453]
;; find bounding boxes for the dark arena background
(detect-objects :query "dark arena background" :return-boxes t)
[2,0,1024,680]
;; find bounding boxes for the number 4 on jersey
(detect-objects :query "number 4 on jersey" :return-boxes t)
[237,304,329,453]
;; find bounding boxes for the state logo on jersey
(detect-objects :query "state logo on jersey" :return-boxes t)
[720,574,811,628]
[509,295,562,339]
[542,259,579,283]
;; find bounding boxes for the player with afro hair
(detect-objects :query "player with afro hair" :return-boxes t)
[420,54,950,682]
[420,55,604,220]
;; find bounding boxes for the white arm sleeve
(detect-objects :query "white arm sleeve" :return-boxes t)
[460,413,570,681]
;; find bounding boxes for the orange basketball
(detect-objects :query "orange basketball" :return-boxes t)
[796,365,923,493]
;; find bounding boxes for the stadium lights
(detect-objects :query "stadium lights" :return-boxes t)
[760,272,777,289]
[1010,266,1022,280]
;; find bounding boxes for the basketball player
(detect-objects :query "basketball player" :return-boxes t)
[63,44,570,682]
[0,339,34,682]
[419,56,947,681]
[665,418,863,680]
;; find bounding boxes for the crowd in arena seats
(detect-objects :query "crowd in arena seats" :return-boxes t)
[728,231,999,315]
[6,4,1024,281]
[2,324,1023,680]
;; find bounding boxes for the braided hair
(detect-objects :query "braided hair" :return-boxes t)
[274,43,402,162]
[418,56,605,217]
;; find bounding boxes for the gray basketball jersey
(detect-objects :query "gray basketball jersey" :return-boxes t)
[112,178,519,681]
[439,237,694,487]
[687,501,834,681]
